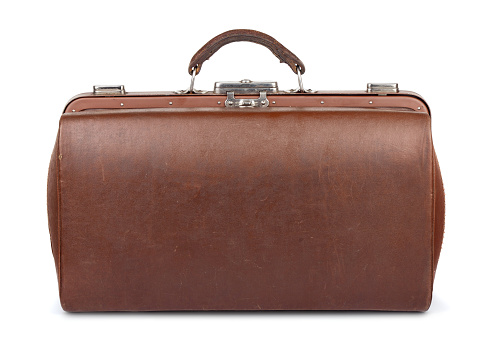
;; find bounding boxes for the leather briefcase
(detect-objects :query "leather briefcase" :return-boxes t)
[47,29,445,312]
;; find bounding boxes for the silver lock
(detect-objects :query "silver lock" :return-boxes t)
[215,79,277,108]
[225,91,269,108]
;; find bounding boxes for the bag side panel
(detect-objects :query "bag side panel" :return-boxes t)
[47,130,61,286]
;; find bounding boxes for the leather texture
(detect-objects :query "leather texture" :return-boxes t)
[47,107,444,312]
[188,29,305,75]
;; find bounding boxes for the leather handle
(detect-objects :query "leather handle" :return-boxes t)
[188,29,305,76]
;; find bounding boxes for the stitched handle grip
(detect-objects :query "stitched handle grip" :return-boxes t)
[188,29,305,76]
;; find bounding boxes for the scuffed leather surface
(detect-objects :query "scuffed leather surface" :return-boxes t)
[47,108,440,311]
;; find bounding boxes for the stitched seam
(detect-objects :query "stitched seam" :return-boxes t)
[427,109,435,303]
[438,158,445,254]
[56,121,63,302]
[430,131,435,306]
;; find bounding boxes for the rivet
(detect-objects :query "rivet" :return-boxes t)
[58,154,63,160]
[272,101,276,104]
[72,109,75,112]
[120,103,124,107]
[217,101,221,105]
[320,101,324,104]
[369,101,373,104]
[418,107,421,110]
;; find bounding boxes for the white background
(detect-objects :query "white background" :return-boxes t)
[1,0,494,347]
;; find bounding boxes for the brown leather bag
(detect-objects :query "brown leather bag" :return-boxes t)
[47,29,444,312]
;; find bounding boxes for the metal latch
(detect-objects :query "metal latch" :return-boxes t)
[225,91,269,108]
[367,83,399,94]
[93,85,126,95]
[215,79,276,108]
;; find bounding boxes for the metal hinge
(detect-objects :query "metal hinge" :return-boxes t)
[93,85,126,95]
[367,83,399,94]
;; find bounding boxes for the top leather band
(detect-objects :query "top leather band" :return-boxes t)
[188,29,305,75]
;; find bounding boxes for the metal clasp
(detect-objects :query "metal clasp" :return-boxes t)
[225,91,269,108]
[367,83,399,94]
[215,79,278,94]
[93,85,126,95]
